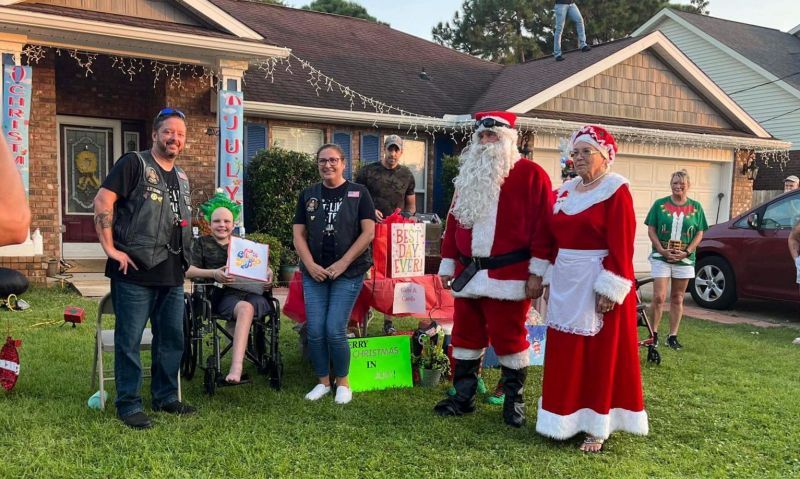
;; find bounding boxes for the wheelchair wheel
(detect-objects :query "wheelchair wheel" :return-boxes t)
[204,356,217,395]
[269,351,283,390]
[181,294,199,380]
[647,345,661,365]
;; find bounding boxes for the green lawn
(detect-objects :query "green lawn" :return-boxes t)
[1,286,799,478]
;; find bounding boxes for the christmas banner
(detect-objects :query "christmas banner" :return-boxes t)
[348,335,413,392]
[218,90,244,213]
[2,65,32,198]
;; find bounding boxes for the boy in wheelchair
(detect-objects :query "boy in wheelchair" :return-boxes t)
[186,192,273,384]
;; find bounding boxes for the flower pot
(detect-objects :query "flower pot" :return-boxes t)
[419,368,442,387]
[279,265,299,283]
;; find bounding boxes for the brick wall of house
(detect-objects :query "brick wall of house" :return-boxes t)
[731,149,756,217]
[0,51,58,282]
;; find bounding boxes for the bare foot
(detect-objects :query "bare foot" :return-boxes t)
[226,364,243,383]
[579,435,604,453]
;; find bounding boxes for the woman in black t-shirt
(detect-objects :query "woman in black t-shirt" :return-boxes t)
[292,144,376,405]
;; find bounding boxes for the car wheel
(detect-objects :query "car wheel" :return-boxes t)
[691,256,737,310]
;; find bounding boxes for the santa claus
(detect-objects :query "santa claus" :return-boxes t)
[436,111,554,427]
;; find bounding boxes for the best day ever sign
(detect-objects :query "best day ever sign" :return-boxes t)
[390,223,425,278]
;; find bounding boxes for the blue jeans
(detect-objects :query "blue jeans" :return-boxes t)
[554,3,587,57]
[111,279,184,417]
[302,273,364,378]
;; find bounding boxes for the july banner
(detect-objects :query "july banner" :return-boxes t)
[218,90,244,213]
[2,65,32,197]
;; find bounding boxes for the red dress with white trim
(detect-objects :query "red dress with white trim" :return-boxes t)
[536,173,648,440]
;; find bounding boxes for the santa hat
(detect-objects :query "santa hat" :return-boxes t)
[568,125,618,164]
[474,111,517,133]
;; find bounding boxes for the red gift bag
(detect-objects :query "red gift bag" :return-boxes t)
[372,209,416,279]
[283,270,306,324]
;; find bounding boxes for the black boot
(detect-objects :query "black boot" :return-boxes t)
[434,358,480,416]
[501,366,527,427]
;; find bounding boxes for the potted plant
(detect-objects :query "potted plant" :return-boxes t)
[412,329,451,387]
[279,248,300,284]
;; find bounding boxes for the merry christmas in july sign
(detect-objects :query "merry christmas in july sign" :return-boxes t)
[390,223,425,278]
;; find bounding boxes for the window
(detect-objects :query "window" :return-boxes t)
[399,138,427,212]
[333,131,353,180]
[271,126,324,156]
[762,195,800,230]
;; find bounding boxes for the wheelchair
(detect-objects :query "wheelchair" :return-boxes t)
[181,281,283,395]
[635,277,661,365]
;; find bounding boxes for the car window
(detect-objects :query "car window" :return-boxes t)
[762,196,800,230]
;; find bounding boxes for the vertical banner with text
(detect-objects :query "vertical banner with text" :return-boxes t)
[218,90,244,219]
[2,65,32,197]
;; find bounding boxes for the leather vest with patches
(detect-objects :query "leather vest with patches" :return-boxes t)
[299,181,372,278]
[112,151,192,270]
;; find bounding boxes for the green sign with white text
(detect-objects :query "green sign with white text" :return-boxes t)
[348,335,413,392]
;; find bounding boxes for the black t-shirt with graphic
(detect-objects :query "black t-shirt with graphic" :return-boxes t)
[293,182,376,268]
[101,153,184,286]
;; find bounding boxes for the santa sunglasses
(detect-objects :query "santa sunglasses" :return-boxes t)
[475,117,510,129]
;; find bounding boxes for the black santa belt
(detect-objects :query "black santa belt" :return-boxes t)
[450,249,530,292]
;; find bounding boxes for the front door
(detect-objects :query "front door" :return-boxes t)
[60,123,116,242]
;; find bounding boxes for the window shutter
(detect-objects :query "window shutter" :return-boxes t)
[361,134,380,164]
[333,131,352,180]
[245,123,267,166]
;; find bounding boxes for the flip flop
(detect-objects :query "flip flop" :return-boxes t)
[580,435,605,453]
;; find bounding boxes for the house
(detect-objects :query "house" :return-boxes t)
[0,0,789,281]
[634,8,800,202]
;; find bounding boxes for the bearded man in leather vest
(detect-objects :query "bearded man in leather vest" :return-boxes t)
[93,108,195,429]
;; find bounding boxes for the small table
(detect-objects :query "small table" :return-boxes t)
[285,271,454,336]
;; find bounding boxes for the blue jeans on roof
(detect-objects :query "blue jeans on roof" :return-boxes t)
[554,3,588,57]
[302,272,364,378]
[111,279,184,418]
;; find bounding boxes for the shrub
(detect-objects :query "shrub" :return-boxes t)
[246,147,319,262]
[244,232,283,278]
[438,154,460,218]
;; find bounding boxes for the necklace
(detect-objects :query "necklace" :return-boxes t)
[580,172,607,188]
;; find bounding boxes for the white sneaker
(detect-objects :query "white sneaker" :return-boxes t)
[304,384,331,401]
[334,385,352,404]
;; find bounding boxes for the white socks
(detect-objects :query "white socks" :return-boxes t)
[304,383,331,401]
[335,385,352,404]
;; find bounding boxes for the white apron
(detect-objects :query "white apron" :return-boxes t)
[547,249,607,336]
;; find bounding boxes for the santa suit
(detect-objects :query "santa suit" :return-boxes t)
[536,173,648,440]
[438,158,554,367]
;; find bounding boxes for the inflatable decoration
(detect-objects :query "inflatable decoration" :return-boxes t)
[0,268,29,310]
[0,336,21,391]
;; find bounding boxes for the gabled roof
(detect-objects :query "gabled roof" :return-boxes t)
[210,0,503,118]
[634,9,800,95]
[1,0,262,39]
[475,31,770,138]
[470,37,637,113]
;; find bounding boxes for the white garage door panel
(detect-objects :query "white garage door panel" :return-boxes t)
[533,150,730,273]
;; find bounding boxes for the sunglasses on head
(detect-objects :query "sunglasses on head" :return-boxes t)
[475,118,510,129]
[156,108,186,119]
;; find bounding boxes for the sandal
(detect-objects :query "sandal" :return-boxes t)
[579,435,605,453]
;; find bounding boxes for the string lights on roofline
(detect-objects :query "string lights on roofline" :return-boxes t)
[19,43,791,165]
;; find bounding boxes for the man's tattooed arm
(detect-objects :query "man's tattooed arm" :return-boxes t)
[94,210,113,229]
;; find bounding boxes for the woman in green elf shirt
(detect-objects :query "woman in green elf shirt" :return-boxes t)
[644,170,708,350]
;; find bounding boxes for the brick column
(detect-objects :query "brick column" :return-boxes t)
[730,149,755,218]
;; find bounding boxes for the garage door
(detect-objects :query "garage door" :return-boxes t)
[536,152,731,273]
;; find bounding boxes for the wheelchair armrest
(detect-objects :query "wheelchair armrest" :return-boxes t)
[635,277,654,290]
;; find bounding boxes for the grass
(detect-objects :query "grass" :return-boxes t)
[1,286,799,478]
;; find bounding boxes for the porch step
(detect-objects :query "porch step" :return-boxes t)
[63,258,106,273]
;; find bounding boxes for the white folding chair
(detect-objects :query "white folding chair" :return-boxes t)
[91,292,181,410]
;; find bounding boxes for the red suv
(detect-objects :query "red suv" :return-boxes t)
[691,189,800,309]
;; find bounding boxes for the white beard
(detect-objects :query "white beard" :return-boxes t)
[451,130,518,228]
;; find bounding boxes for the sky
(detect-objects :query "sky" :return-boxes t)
[283,1,800,41]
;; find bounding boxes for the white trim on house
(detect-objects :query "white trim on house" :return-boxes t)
[790,24,800,36]
[0,7,288,65]
[632,9,800,102]
[176,0,263,39]
[245,101,790,152]
[0,0,263,40]
[507,31,771,139]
